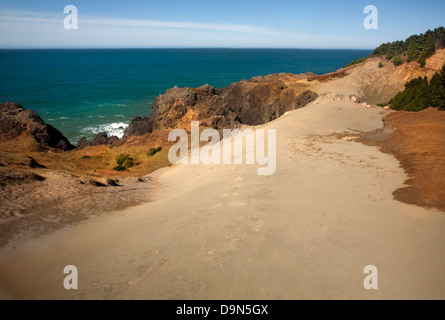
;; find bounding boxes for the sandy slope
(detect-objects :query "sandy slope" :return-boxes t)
[315,48,445,104]
[1,99,445,300]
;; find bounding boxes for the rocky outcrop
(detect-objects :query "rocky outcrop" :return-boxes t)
[0,169,46,187]
[125,75,318,136]
[124,117,152,137]
[0,102,74,151]
[77,137,92,148]
[77,133,119,147]
[91,132,119,146]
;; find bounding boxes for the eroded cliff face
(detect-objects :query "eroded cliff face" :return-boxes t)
[125,74,318,136]
[317,48,445,105]
[0,102,74,151]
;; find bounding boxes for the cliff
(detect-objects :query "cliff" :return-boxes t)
[0,102,74,151]
[125,73,318,137]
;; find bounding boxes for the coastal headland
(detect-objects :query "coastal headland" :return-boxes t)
[0,47,444,299]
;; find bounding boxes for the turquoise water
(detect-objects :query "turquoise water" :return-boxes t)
[0,49,371,143]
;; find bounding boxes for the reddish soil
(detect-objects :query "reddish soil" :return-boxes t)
[363,108,445,212]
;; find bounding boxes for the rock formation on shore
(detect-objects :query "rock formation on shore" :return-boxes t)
[77,132,120,148]
[0,102,74,151]
[125,74,318,137]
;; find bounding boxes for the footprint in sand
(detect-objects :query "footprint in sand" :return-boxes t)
[253,219,265,233]
[233,176,244,182]
[210,202,223,209]
[366,194,383,202]
[230,200,247,207]
[128,279,141,285]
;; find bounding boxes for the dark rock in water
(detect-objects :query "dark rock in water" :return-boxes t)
[91,132,108,145]
[125,75,318,137]
[91,132,120,146]
[106,179,119,187]
[89,180,107,187]
[77,136,92,148]
[124,117,152,137]
[0,102,75,151]
[28,157,46,169]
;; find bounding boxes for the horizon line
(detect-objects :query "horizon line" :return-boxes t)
[0,47,375,50]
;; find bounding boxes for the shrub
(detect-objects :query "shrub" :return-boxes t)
[389,64,445,111]
[113,165,127,171]
[378,62,384,68]
[116,154,134,168]
[80,155,92,160]
[212,125,219,130]
[393,55,403,66]
[418,54,426,68]
[344,57,367,68]
[147,147,162,157]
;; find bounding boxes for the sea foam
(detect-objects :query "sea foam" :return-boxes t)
[79,122,129,140]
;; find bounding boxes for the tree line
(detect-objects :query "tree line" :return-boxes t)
[373,27,445,67]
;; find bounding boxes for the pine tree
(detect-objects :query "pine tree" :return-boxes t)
[407,40,419,62]
[436,27,445,48]
[424,33,436,57]
[389,64,445,111]
[418,54,427,68]
[393,55,403,66]
[430,64,445,110]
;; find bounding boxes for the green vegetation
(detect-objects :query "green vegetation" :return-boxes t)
[390,64,445,111]
[212,125,219,130]
[378,62,384,68]
[147,147,162,157]
[113,154,134,171]
[393,55,403,66]
[344,57,367,68]
[80,155,92,160]
[373,27,445,67]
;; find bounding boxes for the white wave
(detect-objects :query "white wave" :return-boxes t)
[59,117,69,120]
[80,122,129,139]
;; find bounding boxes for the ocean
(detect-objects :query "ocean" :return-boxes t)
[0,49,372,144]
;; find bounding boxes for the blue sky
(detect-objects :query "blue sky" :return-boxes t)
[0,0,444,49]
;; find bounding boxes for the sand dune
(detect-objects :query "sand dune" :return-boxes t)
[1,99,445,300]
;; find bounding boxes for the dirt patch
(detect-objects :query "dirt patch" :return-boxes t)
[0,169,158,248]
[360,108,445,212]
